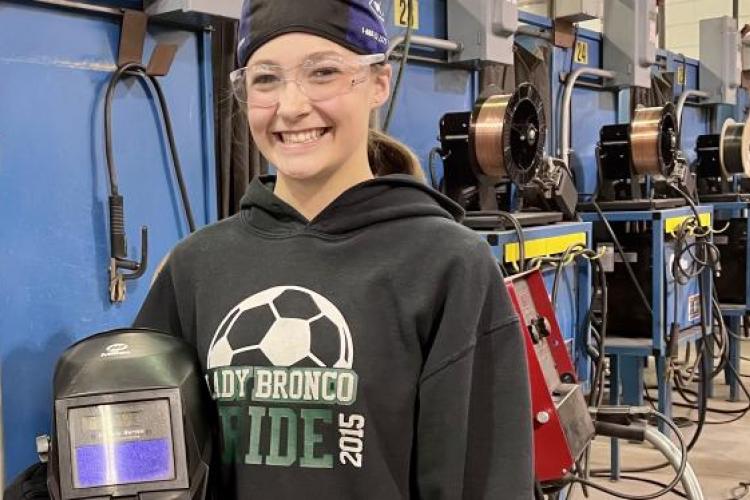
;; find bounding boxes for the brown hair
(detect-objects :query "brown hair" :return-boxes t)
[367,128,425,181]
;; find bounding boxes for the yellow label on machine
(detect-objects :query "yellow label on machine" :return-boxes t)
[504,233,588,264]
[676,65,686,85]
[394,0,419,29]
[574,40,589,65]
[664,213,711,234]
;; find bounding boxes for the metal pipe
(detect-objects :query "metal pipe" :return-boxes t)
[644,428,705,500]
[387,34,462,59]
[560,67,616,166]
[734,0,740,21]
[675,90,710,130]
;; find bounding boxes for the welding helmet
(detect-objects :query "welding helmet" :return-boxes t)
[46,329,214,500]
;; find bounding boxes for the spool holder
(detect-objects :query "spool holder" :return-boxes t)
[439,83,575,224]
[696,117,750,198]
[595,104,684,205]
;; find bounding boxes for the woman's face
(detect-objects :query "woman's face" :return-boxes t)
[245,34,391,182]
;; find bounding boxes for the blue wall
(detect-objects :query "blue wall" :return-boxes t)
[0,2,217,480]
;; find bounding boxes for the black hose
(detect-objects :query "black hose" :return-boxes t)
[589,473,688,498]
[146,73,196,232]
[104,63,196,233]
[105,62,145,196]
[571,412,688,500]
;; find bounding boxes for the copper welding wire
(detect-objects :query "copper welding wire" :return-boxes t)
[630,106,665,175]
[471,94,512,177]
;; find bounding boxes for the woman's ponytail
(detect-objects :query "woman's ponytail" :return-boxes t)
[367,129,426,182]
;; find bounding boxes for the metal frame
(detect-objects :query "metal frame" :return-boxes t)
[709,201,750,402]
[581,205,714,477]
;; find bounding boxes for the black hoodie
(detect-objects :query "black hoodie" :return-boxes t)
[135,174,533,499]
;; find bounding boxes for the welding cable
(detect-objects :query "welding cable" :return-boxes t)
[105,62,196,233]
[587,474,687,499]
[550,243,580,303]
[728,481,750,500]
[534,481,545,500]
[673,292,728,381]
[145,73,196,232]
[666,363,750,423]
[646,378,750,420]
[383,0,414,132]
[591,200,653,316]
[535,244,609,407]
[570,411,689,500]
[599,261,711,478]
[585,255,608,407]
[496,211,526,271]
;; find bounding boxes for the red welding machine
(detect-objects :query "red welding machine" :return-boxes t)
[505,270,595,485]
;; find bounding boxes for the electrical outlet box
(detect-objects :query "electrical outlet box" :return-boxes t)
[700,17,741,104]
[554,0,603,23]
[602,0,657,89]
[448,0,518,66]
[144,0,242,26]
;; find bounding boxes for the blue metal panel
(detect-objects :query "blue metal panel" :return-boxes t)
[568,87,616,197]
[388,63,475,185]
[0,3,216,480]
[382,0,474,184]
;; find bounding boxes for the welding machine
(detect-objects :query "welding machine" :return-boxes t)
[593,103,692,210]
[439,83,578,228]
[505,270,594,486]
[695,115,750,304]
[695,116,750,202]
[45,329,214,500]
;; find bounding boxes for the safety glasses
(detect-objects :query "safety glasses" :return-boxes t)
[230,53,386,108]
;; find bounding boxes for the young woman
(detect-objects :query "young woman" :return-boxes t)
[135,0,533,497]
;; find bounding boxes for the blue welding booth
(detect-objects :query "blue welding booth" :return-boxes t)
[664,52,750,403]
[0,0,218,482]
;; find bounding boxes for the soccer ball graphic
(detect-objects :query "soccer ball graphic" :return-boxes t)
[207,286,353,369]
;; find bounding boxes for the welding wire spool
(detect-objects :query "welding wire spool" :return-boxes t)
[470,93,512,179]
[630,103,678,176]
[469,83,546,186]
[719,118,750,176]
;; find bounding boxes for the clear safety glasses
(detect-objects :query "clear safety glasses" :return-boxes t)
[230,53,386,108]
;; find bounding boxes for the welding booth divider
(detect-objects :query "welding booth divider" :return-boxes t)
[0,0,218,484]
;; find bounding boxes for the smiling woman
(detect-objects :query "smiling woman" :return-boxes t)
[229,34,423,219]
[133,0,533,499]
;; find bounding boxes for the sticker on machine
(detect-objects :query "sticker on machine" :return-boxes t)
[688,294,701,322]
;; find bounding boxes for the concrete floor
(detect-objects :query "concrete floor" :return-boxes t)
[568,344,750,499]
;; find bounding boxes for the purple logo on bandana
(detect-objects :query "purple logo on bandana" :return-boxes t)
[347,0,389,54]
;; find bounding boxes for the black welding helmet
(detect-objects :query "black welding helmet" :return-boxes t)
[46,329,214,500]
